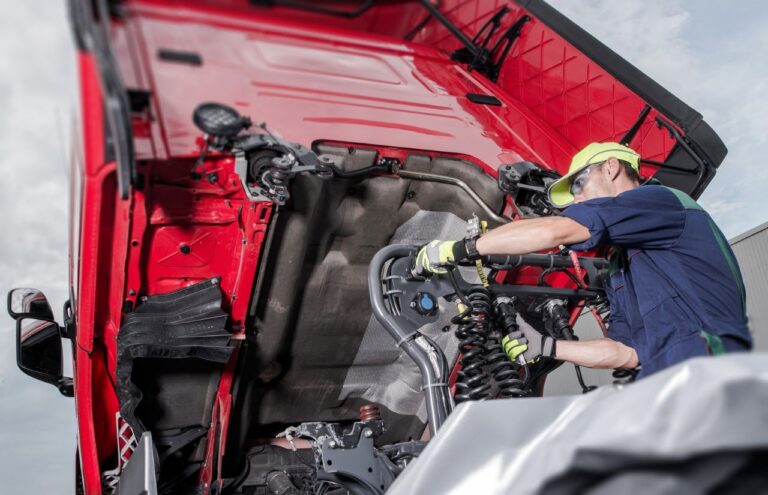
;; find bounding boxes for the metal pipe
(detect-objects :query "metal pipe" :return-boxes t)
[368,245,452,434]
[655,116,709,197]
[620,104,651,146]
[397,169,510,225]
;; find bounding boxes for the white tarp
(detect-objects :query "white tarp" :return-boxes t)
[388,354,768,495]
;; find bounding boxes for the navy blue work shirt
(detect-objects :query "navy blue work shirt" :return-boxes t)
[561,185,751,378]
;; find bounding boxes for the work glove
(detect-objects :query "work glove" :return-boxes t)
[501,316,557,364]
[414,240,469,275]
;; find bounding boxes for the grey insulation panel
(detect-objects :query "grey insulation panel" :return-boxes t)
[239,147,503,443]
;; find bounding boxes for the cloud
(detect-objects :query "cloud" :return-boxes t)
[0,1,76,493]
[548,0,768,238]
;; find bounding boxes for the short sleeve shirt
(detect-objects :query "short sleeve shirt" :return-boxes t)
[560,185,751,377]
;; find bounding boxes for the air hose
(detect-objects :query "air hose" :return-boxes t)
[489,298,528,397]
[450,282,493,402]
[545,300,596,393]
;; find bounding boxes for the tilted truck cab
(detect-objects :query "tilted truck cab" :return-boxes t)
[8,1,726,493]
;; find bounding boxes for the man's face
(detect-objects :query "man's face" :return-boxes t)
[571,159,615,203]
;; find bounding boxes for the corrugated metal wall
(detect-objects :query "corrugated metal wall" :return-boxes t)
[730,221,768,351]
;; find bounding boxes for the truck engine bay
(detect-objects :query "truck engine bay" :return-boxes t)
[111,103,616,494]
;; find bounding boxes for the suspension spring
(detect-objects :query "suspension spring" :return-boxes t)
[452,285,493,402]
[359,404,382,422]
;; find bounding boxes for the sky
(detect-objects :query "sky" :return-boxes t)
[0,1,766,493]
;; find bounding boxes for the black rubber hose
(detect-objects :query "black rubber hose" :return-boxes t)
[482,254,608,270]
[266,471,300,495]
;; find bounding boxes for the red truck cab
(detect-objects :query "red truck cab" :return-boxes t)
[8,1,726,493]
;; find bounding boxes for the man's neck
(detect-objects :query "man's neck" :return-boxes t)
[613,179,640,197]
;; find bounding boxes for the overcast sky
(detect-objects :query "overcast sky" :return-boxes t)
[0,1,766,493]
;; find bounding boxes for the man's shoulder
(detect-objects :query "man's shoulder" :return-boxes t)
[615,185,686,208]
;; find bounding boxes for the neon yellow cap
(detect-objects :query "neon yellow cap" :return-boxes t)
[548,142,641,208]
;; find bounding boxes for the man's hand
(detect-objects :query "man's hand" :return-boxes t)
[501,316,557,364]
[414,240,464,275]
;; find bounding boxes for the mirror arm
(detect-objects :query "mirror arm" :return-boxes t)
[62,299,76,340]
[57,377,74,398]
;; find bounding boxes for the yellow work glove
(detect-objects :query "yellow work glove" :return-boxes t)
[414,240,463,275]
[501,316,557,364]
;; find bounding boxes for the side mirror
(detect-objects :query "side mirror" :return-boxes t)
[7,288,54,320]
[15,316,73,397]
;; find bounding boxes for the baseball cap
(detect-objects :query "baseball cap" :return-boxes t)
[548,142,641,207]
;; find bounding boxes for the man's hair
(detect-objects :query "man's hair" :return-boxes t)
[617,159,641,183]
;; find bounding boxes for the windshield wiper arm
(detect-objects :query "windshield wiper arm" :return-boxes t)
[418,0,487,64]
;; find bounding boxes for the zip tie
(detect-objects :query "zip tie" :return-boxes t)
[383,289,405,297]
[422,383,449,390]
[395,331,418,348]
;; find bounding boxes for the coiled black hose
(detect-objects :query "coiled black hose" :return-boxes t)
[451,285,493,402]
[484,333,527,398]
[490,299,528,397]
[545,300,597,393]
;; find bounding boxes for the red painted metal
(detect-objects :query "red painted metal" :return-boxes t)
[62,1,707,492]
[74,50,109,495]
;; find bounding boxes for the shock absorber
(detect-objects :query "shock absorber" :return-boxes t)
[452,285,493,402]
[489,297,528,397]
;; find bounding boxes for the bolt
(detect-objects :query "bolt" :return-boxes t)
[128,290,136,296]
[140,296,148,302]
[406,191,416,200]
[410,302,417,309]
[328,440,337,449]
[180,244,191,254]
[363,429,373,438]
[273,154,295,168]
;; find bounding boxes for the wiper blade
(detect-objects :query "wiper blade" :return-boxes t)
[418,0,487,63]
[418,1,530,82]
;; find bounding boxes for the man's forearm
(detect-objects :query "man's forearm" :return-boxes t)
[555,338,639,369]
[476,216,591,256]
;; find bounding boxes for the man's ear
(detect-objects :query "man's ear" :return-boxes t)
[605,157,622,181]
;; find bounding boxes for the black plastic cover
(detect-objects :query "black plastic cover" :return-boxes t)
[116,278,233,438]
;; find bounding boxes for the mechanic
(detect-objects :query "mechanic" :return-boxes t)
[417,142,752,378]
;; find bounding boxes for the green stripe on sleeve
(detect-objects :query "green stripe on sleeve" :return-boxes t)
[707,219,747,313]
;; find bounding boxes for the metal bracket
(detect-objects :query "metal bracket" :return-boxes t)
[290,421,395,495]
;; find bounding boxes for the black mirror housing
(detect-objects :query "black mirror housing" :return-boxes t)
[16,317,68,394]
[7,288,54,320]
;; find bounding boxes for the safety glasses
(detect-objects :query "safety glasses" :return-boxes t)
[569,161,605,196]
